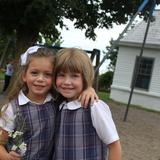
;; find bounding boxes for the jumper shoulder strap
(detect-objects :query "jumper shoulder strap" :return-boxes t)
[10,99,27,132]
[10,99,17,115]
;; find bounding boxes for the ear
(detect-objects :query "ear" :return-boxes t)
[21,72,27,82]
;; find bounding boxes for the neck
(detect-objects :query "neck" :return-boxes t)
[26,94,46,104]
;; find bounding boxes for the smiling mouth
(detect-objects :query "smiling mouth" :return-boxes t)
[62,88,74,91]
[34,85,45,89]
[62,86,74,90]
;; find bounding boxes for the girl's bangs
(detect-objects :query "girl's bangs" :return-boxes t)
[57,58,82,73]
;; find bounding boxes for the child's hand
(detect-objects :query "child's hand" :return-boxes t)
[78,87,99,107]
[8,151,21,160]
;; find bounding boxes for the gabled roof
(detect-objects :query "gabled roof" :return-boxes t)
[119,10,160,48]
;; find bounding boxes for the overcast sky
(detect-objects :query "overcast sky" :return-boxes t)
[58,5,160,74]
[59,19,126,74]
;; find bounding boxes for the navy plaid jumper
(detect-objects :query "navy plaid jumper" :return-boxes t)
[54,107,107,160]
[12,98,56,160]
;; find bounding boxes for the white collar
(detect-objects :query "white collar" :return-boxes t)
[18,90,53,105]
[59,100,81,110]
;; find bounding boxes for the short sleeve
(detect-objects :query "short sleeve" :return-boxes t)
[0,103,15,132]
[91,100,119,145]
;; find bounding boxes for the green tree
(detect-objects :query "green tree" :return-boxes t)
[104,39,119,71]
[0,33,16,67]
[98,71,113,92]
[0,0,159,58]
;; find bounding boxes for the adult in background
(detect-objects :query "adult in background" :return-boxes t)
[2,59,15,92]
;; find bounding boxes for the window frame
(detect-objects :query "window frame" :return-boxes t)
[132,56,154,91]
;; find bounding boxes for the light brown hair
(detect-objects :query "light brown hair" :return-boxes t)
[0,47,56,118]
[54,48,94,91]
[1,47,56,108]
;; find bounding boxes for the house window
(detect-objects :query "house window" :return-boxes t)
[133,57,154,90]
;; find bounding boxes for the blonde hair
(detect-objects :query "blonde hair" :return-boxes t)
[0,47,56,120]
[5,47,55,102]
[54,48,94,90]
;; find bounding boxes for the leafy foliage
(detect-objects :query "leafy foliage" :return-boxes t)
[98,71,113,91]
[0,0,159,57]
[104,39,119,71]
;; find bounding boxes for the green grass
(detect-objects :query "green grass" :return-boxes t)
[97,91,160,114]
[0,71,4,80]
[97,91,110,101]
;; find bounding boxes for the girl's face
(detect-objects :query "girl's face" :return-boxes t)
[22,57,53,103]
[56,71,83,101]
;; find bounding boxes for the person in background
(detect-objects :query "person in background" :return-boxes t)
[0,46,98,160]
[53,48,121,160]
[2,59,15,92]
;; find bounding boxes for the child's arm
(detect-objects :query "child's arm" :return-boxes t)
[0,129,21,160]
[108,140,121,160]
[78,87,99,107]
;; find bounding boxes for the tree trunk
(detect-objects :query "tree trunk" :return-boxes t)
[0,38,12,67]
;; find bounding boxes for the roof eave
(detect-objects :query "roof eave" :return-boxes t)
[118,41,160,50]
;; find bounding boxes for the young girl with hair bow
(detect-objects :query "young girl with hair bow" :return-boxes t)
[0,46,98,160]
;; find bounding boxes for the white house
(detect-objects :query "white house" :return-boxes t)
[110,10,160,112]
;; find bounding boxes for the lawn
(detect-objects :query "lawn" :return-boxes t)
[97,91,110,101]
[0,71,4,80]
[0,71,4,92]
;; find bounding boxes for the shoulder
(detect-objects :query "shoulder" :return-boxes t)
[92,100,111,114]
[93,99,108,105]
[91,100,114,125]
[7,63,11,67]
[1,102,14,116]
[91,100,119,145]
[0,102,15,132]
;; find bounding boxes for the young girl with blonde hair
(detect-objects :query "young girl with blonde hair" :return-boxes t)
[0,46,97,160]
[53,48,121,160]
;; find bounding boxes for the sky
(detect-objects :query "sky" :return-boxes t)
[59,19,126,74]
[58,4,160,74]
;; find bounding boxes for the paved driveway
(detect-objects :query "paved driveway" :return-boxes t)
[108,100,160,160]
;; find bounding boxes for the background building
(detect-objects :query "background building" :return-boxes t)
[110,10,160,111]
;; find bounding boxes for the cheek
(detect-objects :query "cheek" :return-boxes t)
[74,78,83,92]
[55,78,61,87]
[46,77,53,85]
[79,81,83,92]
[78,77,83,87]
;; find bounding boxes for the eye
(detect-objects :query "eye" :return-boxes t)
[45,72,52,77]
[31,71,38,76]
[72,73,81,78]
[57,72,65,77]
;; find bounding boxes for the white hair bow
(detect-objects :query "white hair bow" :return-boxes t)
[20,46,42,65]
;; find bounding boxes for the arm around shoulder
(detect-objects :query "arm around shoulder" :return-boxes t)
[78,86,99,107]
[108,140,121,160]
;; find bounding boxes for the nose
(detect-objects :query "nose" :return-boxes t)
[37,74,45,81]
[63,76,71,84]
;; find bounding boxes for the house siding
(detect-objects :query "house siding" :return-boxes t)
[112,46,136,88]
[150,52,160,94]
[111,46,160,111]
[110,86,160,111]
[110,10,160,111]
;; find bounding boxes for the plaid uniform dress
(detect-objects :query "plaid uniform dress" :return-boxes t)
[54,106,107,160]
[12,98,56,160]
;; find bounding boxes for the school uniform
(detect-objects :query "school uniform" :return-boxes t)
[0,90,56,160]
[54,100,119,160]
